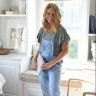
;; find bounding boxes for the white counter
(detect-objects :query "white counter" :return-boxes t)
[0,52,27,60]
[0,52,30,96]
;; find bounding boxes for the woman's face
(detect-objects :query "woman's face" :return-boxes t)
[45,8,55,24]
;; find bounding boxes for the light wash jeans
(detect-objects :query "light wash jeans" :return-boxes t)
[39,63,61,96]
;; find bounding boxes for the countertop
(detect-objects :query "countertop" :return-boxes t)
[0,52,27,60]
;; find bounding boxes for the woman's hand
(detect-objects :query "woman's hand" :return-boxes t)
[41,62,54,70]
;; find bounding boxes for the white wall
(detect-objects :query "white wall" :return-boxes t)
[36,0,44,30]
[27,0,37,56]
[90,0,96,16]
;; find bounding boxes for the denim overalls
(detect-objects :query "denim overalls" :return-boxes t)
[39,31,61,96]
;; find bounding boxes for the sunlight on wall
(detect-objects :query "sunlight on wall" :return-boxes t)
[27,0,36,56]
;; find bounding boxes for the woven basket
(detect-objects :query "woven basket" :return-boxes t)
[0,49,9,55]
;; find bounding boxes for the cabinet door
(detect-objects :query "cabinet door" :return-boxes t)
[23,82,42,96]
[0,60,20,96]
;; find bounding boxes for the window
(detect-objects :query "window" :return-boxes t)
[44,0,83,59]
[38,0,89,63]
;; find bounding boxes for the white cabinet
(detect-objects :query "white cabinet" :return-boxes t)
[0,0,29,96]
[0,0,27,54]
[0,53,29,96]
[22,82,42,96]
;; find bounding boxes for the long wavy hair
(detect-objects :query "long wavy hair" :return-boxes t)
[42,3,61,32]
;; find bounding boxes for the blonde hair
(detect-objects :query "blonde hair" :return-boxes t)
[42,3,61,32]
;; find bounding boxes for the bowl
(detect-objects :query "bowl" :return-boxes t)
[0,48,10,55]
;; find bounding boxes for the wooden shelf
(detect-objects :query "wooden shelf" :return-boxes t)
[89,34,96,36]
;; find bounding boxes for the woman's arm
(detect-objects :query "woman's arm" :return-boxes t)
[33,49,39,62]
[42,42,69,70]
[51,42,68,65]
[32,49,39,70]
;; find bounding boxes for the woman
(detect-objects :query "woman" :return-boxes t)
[33,3,70,96]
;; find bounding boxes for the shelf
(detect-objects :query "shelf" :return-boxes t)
[89,34,96,36]
[0,14,26,17]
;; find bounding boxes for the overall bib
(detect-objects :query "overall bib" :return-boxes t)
[39,32,61,96]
